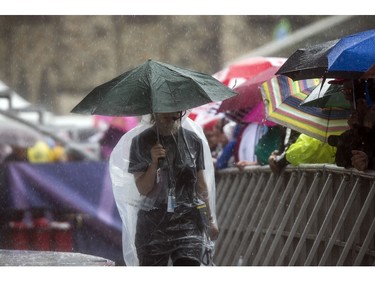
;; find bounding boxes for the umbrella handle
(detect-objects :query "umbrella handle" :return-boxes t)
[153,113,161,144]
[156,127,160,144]
[155,125,164,167]
[365,80,373,107]
[352,80,357,110]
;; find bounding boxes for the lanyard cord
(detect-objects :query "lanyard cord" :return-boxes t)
[159,134,177,191]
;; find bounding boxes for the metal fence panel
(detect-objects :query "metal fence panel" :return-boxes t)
[214,164,375,266]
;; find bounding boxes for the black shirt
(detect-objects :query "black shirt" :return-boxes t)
[128,126,205,207]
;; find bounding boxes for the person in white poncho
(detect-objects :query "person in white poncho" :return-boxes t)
[110,111,219,266]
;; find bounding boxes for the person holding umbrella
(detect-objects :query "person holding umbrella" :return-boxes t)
[125,111,219,266]
[349,79,375,171]
[71,59,238,265]
[110,112,219,266]
[328,78,375,171]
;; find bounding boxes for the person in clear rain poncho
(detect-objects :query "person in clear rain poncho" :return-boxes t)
[110,111,219,266]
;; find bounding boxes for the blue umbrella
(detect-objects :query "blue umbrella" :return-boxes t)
[277,29,375,80]
[328,29,375,77]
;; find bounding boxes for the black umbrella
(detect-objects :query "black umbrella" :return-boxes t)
[275,39,339,81]
[71,59,238,116]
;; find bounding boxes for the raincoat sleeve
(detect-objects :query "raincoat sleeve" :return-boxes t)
[109,119,151,266]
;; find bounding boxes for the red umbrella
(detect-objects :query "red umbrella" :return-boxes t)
[217,65,282,112]
[213,56,286,88]
[188,101,224,127]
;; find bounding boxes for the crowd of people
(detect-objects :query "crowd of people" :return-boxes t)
[3,77,374,175]
[200,78,375,174]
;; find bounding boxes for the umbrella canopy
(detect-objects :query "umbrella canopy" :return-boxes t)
[217,66,281,112]
[276,29,375,80]
[328,29,375,77]
[188,101,224,127]
[275,39,339,81]
[300,79,351,109]
[260,75,351,142]
[71,59,238,116]
[242,101,277,126]
[213,56,286,88]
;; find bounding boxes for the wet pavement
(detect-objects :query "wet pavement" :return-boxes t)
[0,249,115,266]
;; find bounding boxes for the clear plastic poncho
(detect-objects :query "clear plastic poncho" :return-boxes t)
[109,114,216,266]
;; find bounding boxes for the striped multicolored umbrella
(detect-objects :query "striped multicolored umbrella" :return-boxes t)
[260,75,351,142]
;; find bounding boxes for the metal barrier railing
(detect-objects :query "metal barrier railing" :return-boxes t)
[214,164,375,266]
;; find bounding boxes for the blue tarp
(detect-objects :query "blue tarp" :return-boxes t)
[0,161,124,265]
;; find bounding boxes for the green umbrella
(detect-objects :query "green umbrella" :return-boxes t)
[71,59,238,116]
[300,79,351,109]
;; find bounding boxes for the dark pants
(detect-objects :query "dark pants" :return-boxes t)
[135,205,203,266]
